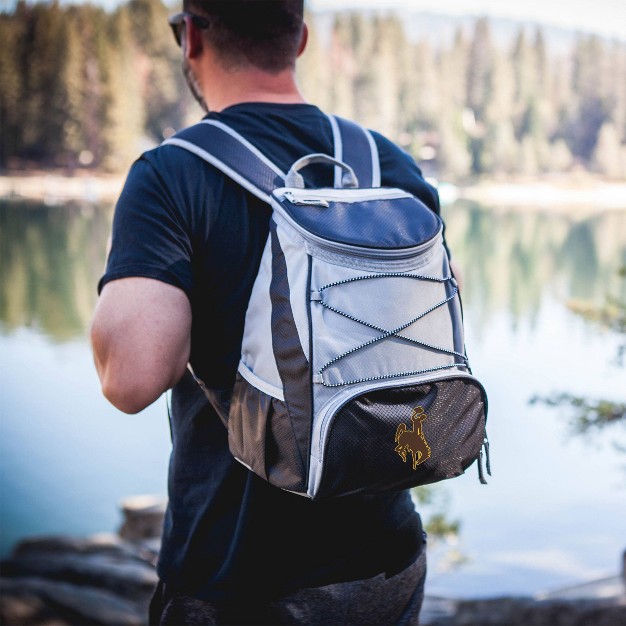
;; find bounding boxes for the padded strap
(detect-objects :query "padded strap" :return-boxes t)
[327,114,381,188]
[163,116,381,198]
[163,119,286,203]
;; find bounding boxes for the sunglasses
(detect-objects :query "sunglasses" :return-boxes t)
[168,12,210,47]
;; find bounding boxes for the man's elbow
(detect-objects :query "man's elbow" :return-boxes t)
[91,330,151,413]
[98,359,187,414]
[101,376,157,414]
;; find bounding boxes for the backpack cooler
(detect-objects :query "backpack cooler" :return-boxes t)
[164,115,489,500]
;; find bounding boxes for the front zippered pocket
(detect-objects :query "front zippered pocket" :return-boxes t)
[315,371,480,459]
[272,186,442,256]
[271,201,442,261]
[309,374,488,499]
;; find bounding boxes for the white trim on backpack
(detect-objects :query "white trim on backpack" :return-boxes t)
[237,361,285,401]
[327,114,344,188]
[364,128,381,187]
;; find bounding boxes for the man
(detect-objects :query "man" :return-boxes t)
[91,1,441,623]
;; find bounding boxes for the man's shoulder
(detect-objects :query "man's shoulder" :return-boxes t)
[130,138,228,203]
[140,138,213,173]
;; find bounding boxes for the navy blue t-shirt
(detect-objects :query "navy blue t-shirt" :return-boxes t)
[100,103,439,603]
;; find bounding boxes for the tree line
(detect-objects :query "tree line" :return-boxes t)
[0,0,192,173]
[1,0,626,181]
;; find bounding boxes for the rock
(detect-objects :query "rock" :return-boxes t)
[0,577,146,625]
[2,551,157,602]
[0,587,73,626]
[420,596,459,625]
[118,495,167,542]
[3,497,620,626]
[0,533,158,624]
[423,596,626,626]
[0,499,167,626]
[12,533,153,565]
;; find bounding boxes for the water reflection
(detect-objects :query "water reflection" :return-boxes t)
[2,199,624,342]
[442,202,626,335]
[0,200,113,340]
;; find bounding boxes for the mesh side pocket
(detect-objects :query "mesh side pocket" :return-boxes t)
[228,373,308,493]
[266,399,308,493]
[315,377,486,499]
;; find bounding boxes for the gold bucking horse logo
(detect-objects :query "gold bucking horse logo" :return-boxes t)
[395,406,432,470]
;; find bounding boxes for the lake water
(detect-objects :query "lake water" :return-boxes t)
[1,197,625,599]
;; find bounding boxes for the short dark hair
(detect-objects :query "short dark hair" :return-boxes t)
[183,0,305,73]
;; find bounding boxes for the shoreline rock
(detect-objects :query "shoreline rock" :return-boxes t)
[0,534,157,626]
[1,498,624,625]
[422,595,626,626]
[0,498,164,626]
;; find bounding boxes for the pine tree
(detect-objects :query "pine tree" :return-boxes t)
[102,5,145,171]
[74,4,110,168]
[58,8,86,169]
[126,0,190,141]
[432,28,471,179]
[482,45,517,174]
[411,39,439,132]
[466,18,495,173]
[0,8,25,168]
[328,13,356,119]
[437,112,472,180]
[466,17,494,124]
[21,1,69,164]
[370,15,404,138]
[570,35,610,162]
[350,12,378,126]
[592,122,625,178]
[296,11,332,111]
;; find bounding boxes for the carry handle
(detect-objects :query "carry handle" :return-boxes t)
[285,153,359,189]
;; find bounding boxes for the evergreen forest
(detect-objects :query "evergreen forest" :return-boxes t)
[1,0,626,181]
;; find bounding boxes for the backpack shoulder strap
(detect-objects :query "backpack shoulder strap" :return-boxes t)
[163,119,286,203]
[327,114,381,188]
[163,116,381,195]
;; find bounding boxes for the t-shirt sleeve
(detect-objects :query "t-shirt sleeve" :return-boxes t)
[372,131,451,258]
[372,131,441,216]
[98,152,195,298]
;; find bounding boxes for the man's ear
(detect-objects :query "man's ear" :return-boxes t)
[183,17,204,60]
[296,23,308,58]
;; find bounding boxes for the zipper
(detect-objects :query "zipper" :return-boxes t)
[280,187,413,204]
[316,391,356,458]
[283,191,329,208]
[271,198,441,261]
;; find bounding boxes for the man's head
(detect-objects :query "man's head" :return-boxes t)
[180,0,305,73]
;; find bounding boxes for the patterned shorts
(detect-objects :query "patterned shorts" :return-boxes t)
[149,550,427,626]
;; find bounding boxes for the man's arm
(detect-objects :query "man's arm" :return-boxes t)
[91,277,192,414]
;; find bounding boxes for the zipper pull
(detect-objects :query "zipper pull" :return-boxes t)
[283,191,329,208]
[477,448,487,484]
[484,437,492,477]
[477,437,492,485]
